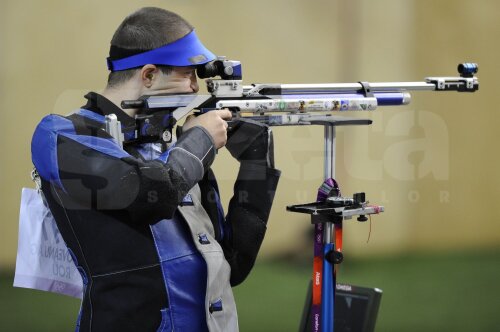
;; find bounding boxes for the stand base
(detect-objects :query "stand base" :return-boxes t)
[299,281,383,332]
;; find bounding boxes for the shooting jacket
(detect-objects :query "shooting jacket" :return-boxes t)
[31,92,280,332]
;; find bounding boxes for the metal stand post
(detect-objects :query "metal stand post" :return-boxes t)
[322,125,336,332]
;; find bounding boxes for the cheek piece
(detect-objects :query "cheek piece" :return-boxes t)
[107,30,216,72]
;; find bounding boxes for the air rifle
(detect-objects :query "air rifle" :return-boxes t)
[111,58,478,146]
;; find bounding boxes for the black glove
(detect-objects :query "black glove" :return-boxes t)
[225,118,275,168]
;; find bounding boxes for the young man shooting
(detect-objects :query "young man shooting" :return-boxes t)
[31,7,280,331]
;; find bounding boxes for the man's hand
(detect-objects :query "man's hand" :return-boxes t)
[183,109,232,149]
[225,118,275,168]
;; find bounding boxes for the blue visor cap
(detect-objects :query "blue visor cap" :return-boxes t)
[107,30,216,71]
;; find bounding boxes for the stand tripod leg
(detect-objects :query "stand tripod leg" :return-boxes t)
[299,281,312,332]
[298,241,337,332]
[322,242,335,332]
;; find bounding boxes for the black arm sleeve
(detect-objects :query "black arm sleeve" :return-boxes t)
[222,162,281,286]
[55,126,216,224]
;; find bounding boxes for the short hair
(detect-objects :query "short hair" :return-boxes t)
[107,7,194,88]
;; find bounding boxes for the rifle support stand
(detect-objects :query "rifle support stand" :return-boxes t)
[288,117,384,332]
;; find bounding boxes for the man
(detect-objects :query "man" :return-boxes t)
[31,7,280,332]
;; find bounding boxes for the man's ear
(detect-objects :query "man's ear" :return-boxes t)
[140,64,158,88]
